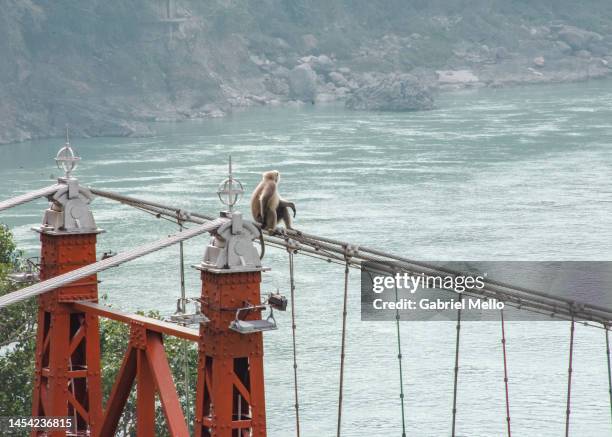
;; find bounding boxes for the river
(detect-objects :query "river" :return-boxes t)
[1,79,612,436]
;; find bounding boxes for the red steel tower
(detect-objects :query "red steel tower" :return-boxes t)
[31,142,104,436]
[193,182,273,436]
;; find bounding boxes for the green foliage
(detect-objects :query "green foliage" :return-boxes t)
[0,225,17,264]
[0,225,36,417]
[0,227,198,435]
[0,336,36,416]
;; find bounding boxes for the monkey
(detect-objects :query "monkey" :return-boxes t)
[251,170,296,232]
[251,170,278,229]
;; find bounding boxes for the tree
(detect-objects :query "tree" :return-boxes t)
[0,225,197,435]
[0,225,37,417]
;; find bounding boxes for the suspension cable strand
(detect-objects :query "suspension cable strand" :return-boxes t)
[337,260,350,437]
[394,281,407,437]
[178,220,187,313]
[177,219,191,427]
[0,184,60,212]
[565,317,575,437]
[288,249,301,437]
[500,310,512,437]
[451,308,462,437]
[606,324,611,427]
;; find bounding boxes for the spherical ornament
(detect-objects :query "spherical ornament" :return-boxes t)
[55,144,80,177]
[217,177,244,209]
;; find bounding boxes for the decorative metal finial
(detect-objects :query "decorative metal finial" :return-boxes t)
[217,155,244,212]
[54,126,81,178]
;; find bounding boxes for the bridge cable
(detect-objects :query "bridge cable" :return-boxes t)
[287,248,301,437]
[336,259,350,437]
[88,187,612,325]
[177,218,191,428]
[451,308,462,437]
[393,278,407,437]
[605,324,611,427]
[0,218,227,309]
[500,309,512,437]
[565,317,575,437]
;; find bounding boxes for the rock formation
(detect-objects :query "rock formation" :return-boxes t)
[289,64,318,102]
[345,74,434,111]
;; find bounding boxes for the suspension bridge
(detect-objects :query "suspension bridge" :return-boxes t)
[0,138,611,437]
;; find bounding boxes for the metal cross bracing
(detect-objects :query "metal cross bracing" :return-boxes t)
[1,147,612,437]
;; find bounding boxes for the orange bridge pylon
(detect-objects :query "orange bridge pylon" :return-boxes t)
[31,180,104,436]
[194,211,271,437]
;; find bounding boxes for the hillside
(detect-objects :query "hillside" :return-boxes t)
[1,0,612,144]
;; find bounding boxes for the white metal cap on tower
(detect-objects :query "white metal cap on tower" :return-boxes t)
[37,131,100,234]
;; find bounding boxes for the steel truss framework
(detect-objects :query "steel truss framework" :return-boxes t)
[25,226,266,437]
[0,184,266,436]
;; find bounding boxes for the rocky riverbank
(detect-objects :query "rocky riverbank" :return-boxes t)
[262,22,612,111]
[1,1,611,145]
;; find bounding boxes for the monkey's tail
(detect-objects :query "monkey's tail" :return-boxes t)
[257,227,266,260]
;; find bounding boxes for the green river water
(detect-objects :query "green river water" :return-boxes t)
[1,79,612,436]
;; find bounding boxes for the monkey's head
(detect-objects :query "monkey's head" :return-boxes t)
[263,170,280,183]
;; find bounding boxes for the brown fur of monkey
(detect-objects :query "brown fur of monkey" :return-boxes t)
[251,170,296,231]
